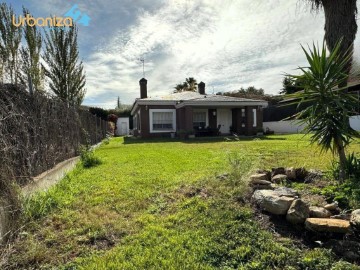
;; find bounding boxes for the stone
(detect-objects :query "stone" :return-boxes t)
[250,179,272,186]
[271,167,285,178]
[250,174,268,182]
[252,184,274,191]
[255,169,271,181]
[305,218,350,233]
[252,190,294,215]
[309,206,332,218]
[350,209,360,231]
[285,167,296,180]
[286,199,310,224]
[324,202,339,211]
[271,174,287,184]
[295,167,308,180]
[273,187,299,198]
[330,214,351,220]
[304,169,323,183]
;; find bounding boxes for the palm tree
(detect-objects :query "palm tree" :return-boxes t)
[173,78,198,93]
[306,0,357,81]
[287,40,359,181]
[185,77,197,91]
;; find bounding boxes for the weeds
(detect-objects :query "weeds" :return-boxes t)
[79,145,101,168]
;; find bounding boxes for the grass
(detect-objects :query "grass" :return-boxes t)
[4,134,360,269]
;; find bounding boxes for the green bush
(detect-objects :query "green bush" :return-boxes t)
[79,145,101,168]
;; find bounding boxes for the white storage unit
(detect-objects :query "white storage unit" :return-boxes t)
[116,117,130,136]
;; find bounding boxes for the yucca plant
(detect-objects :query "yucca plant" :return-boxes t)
[286,40,359,182]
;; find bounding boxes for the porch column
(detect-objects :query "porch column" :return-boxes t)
[184,107,193,131]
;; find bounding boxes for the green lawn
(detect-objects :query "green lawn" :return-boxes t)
[5,135,360,269]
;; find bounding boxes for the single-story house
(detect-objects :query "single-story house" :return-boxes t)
[131,78,268,138]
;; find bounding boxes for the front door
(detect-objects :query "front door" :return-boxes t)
[217,109,232,134]
[120,122,128,135]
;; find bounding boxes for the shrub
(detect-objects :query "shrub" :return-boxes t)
[79,145,101,168]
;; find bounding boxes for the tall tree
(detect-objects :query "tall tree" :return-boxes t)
[306,0,357,81]
[0,3,22,84]
[116,96,121,110]
[280,76,304,94]
[185,77,197,91]
[43,25,86,105]
[173,78,198,93]
[20,7,44,92]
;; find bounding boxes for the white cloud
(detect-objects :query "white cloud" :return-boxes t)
[13,0,360,108]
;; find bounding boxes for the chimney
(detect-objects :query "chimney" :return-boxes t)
[139,78,147,99]
[198,81,205,95]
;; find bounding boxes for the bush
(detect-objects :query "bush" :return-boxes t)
[79,145,101,168]
[331,152,360,181]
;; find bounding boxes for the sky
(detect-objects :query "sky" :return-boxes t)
[7,0,360,108]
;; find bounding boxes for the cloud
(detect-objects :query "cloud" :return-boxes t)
[83,0,329,108]
[11,0,360,108]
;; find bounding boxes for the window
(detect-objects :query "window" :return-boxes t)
[149,109,176,133]
[193,111,206,128]
[253,109,257,127]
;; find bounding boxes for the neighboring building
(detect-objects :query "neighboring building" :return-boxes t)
[130,78,268,138]
[116,117,130,136]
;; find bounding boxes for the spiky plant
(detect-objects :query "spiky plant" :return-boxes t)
[287,40,359,181]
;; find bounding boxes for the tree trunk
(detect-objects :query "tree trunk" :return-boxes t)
[322,0,357,77]
[335,137,347,183]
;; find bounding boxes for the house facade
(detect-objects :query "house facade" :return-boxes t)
[131,78,268,138]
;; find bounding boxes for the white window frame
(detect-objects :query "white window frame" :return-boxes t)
[253,109,257,127]
[193,109,209,128]
[149,109,176,133]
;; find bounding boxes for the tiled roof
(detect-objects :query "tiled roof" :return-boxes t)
[141,91,265,102]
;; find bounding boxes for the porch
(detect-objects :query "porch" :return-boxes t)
[176,106,263,137]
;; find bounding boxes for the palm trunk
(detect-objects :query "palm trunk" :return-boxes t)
[335,137,347,183]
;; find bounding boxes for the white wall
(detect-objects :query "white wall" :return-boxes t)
[350,115,360,131]
[264,115,360,134]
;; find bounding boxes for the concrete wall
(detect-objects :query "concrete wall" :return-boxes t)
[264,115,360,134]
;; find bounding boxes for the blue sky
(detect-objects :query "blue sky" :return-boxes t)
[7,0,360,108]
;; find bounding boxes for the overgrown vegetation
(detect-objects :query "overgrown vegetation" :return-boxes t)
[2,135,360,269]
[79,145,101,168]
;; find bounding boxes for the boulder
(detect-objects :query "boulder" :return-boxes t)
[350,209,360,231]
[309,206,332,218]
[295,167,308,180]
[250,174,268,182]
[286,199,310,224]
[305,218,350,233]
[252,184,274,191]
[271,174,287,184]
[252,190,294,215]
[330,214,351,220]
[304,169,323,183]
[250,179,272,186]
[285,167,296,180]
[271,167,285,178]
[324,202,338,211]
[255,169,271,181]
[273,187,299,198]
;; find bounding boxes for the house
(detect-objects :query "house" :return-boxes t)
[131,78,268,138]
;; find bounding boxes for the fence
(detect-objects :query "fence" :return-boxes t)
[0,84,107,241]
